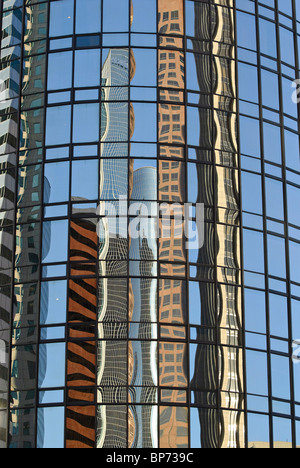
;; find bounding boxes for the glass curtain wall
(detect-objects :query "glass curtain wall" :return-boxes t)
[237,0,300,449]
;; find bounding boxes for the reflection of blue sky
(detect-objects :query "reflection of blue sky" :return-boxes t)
[40,281,67,325]
[49,0,74,37]
[76,0,101,34]
[44,162,69,204]
[131,49,156,87]
[43,220,68,264]
[46,106,71,146]
[39,343,66,389]
[132,103,157,142]
[103,0,129,32]
[189,282,201,326]
[72,159,99,200]
[73,104,99,143]
[190,408,201,448]
[244,288,266,334]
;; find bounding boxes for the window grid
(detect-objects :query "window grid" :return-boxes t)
[0,0,300,449]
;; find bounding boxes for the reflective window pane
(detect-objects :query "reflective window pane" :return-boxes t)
[73,104,100,143]
[74,50,101,88]
[76,0,101,34]
[46,106,71,146]
[48,52,73,91]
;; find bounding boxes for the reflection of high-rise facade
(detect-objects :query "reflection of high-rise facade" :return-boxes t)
[2,0,300,449]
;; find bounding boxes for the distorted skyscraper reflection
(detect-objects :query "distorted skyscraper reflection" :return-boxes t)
[2,0,300,449]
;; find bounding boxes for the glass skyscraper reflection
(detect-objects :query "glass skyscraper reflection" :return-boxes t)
[1,0,300,449]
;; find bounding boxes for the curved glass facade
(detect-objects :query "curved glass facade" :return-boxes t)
[0,0,300,449]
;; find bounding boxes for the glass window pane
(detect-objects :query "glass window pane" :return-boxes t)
[103,0,129,32]
[259,19,277,58]
[285,130,300,172]
[44,162,70,204]
[131,0,156,33]
[238,62,258,103]
[131,49,157,87]
[271,355,290,400]
[263,123,282,165]
[247,413,270,448]
[242,172,263,215]
[267,235,286,279]
[240,116,261,157]
[246,350,269,396]
[287,184,300,227]
[265,178,284,221]
[273,417,292,448]
[132,103,157,142]
[190,408,218,449]
[237,11,257,51]
[243,229,265,274]
[269,294,288,339]
[261,70,279,110]
[289,241,300,284]
[244,288,266,334]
